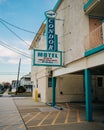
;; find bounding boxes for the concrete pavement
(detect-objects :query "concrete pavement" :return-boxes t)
[0,95,104,130]
[0,92,26,130]
[2,89,11,97]
[28,123,104,130]
[14,97,104,130]
[0,97,26,130]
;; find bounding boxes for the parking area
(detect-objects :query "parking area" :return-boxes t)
[14,98,86,129]
[0,96,104,130]
[14,98,104,130]
[0,97,104,130]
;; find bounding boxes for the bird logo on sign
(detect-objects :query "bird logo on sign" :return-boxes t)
[45,10,57,18]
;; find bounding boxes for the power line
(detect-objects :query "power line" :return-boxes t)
[0,41,30,57]
[0,17,36,34]
[0,44,31,59]
[0,21,30,47]
[0,40,32,59]
[0,18,46,36]
[0,42,31,59]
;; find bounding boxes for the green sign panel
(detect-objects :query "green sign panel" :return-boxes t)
[33,50,62,66]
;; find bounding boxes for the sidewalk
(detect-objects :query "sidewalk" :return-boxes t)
[0,96,104,130]
[2,89,11,97]
[0,96,26,130]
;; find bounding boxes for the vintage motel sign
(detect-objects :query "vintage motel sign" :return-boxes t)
[33,49,62,66]
[33,10,62,67]
[45,10,57,51]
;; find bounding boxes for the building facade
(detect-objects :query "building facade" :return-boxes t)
[20,73,32,92]
[11,80,18,92]
[30,0,104,121]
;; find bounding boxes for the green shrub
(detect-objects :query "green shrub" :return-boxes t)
[17,86,26,93]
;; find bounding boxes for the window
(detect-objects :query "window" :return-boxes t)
[48,78,52,87]
[97,77,103,88]
[25,77,30,81]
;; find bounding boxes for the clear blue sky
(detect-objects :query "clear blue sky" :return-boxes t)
[0,0,57,83]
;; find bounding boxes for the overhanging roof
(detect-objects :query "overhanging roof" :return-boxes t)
[29,22,46,50]
[53,0,62,11]
[84,0,104,17]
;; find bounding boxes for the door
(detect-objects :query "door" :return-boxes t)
[95,76,104,101]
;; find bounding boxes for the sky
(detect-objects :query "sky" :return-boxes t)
[0,0,57,83]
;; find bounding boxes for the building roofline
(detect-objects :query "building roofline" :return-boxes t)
[29,0,62,50]
[29,21,46,50]
[53,0,62,11]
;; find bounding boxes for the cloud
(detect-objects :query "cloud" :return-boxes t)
[0,46,31,64]
[0,46,19,58]
[8,58,31,65]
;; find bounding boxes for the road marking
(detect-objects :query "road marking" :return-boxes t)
[37,112,52,126]
[26,112,41,124]
[19,112,41,128]
[51,111,61,125]
[22,113,30,119]
[28,121,85,128]
[66,103,70,109]
[17,103,86,128]
[65,109,70,124]
[76,109,81,122]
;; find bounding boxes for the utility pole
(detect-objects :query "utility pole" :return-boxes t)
[16,58,21,94]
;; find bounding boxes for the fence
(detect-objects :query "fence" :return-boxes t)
[84,25,103,51]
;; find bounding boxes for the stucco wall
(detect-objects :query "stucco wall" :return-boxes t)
[46,74,104,103]
[46,75,84,103]
[32,66,51,102]
[31,0,104,103]
[38,77,47,102]
[55,0,89,65]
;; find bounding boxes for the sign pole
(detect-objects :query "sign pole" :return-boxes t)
[52,77,56,106]
[45,10,57,107]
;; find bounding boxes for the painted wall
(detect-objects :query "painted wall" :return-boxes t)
[42,74,104,103]
[31,33,50,100]
[53,0,104,75]
[46,74,84,103]
[38,77,47,102]
[31,0,104,103]
[55,0,89,65]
